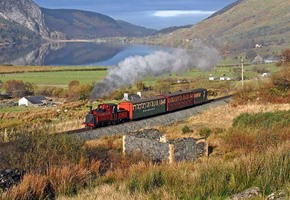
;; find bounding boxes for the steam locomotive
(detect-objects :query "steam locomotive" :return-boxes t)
[84,88,208,128]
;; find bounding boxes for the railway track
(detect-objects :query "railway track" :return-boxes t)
[68,95,233,141]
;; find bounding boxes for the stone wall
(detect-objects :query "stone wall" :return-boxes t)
[123,135,170,163]
[123,129,207,163]
[172,138,207,162]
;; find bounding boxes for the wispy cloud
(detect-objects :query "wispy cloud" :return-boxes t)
[153,10,215,17]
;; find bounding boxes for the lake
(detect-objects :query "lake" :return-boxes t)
[0,42,171,66]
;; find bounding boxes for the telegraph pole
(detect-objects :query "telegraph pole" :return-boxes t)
[241,57,244,87]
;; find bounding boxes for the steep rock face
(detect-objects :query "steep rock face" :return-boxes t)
[0,0,49,37]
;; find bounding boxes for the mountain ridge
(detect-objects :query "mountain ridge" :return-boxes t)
[149,0,290,52]
[0,0,156,43]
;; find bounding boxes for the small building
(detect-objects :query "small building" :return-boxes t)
[252,55,264,64]
[262,73,270,78]
[123,92,141,101]
[18,96,47,107]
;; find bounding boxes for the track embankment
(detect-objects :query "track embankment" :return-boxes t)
[71,96,232,141]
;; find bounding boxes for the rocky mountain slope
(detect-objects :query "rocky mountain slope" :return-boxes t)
[0,0,156,43]
[0,0,49,37]
[151,0,290,52]
[0,16,40,44]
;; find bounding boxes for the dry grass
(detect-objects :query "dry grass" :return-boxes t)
[57,184,148,200]
[85,136,123,150]
[57,142,290,200]
[0,101,88,141]
[156,103,290,156]
[1,174,54,200]
[159,103,290,138]
[48,163,91,195]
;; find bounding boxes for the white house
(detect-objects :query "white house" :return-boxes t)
[262,73,270,78]
[18,96,47,107]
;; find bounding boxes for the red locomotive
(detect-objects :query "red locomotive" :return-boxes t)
[85,103,129,127]
[84,88,208,128]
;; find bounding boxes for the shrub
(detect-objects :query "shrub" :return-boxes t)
[3,80,34,98]
[182,125,192,134]
[199,127,212,138]
[0,131,85,171]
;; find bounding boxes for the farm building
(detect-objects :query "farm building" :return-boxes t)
[252,55,264,64]
[18,96,47,107]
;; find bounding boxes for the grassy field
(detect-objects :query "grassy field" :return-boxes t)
[0,70,107,86]
[0,63,279,87]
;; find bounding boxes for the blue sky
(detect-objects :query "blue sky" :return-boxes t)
[34,0,237,30]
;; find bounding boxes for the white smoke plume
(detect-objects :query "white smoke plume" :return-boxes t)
[91,41,220,100]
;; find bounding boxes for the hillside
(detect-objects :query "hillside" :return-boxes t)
[0,17,40,44]
[42,8,156,39]
[0,0,156,43]
[0,0,49,37]
[151,0,290,52]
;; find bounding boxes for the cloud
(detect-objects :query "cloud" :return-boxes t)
[152,10,215,17]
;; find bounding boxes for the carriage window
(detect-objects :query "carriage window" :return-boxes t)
[195,93,201,98]
[133,105,136,110]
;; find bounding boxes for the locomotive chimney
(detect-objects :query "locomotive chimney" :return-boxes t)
[137,91,142,98]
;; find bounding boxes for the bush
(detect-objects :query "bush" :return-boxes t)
[0,131,85,171]
[3,80,34,98]
[182,125,192,134]
[199,127,212,138]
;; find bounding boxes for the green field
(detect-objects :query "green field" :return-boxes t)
[0,63,279,88]
[0,70,108,86]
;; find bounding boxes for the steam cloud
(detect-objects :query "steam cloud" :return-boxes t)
[91,41,220,100]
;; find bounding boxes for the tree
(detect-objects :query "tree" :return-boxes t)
[68,80,80,90]
[281,49,290,63]
[136,80,145,91]
[3,80,34,97]
[67,80,93,101]
[270,49,290,92]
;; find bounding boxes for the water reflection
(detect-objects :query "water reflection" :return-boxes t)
[0,42,169,66]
